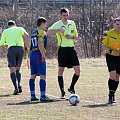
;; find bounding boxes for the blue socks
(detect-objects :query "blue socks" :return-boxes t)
[29,79,46,99]
[40,79,46,98]
[29,79,35,98]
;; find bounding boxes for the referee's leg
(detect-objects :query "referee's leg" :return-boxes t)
[108,70,119,103]
[68,66,80,94]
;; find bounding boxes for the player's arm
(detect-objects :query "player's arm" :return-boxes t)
[38,39,45,62]
[102,35,119,56]
[65,34,78,40]
[65,21,79,40]
[0,31,6,46]
[23,32,29,50]
[47,29,64,36]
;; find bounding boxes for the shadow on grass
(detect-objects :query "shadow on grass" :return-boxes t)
[7,99,66,105]
[82,103,114,108]
[0,94,11,97]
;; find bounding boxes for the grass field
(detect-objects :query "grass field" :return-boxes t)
[0,58,120,120]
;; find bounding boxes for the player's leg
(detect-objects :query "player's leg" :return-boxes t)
[67,48,80,94]
[16,67,22,93]
[108,71,117,103]
[29,52,39,101]
[58,47,66,99]
[68,66,80,94]
[16,47,24,93]
[106,54,118,104]
[112,58,120,103]
[7,47,18,95]
[112,73,119,103]
[58,67,65,99]
[39,62,53,102]
[10,67,18,95]
[39,74,46,98]
[29,74,39,101]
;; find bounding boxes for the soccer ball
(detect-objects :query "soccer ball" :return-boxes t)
[69,94,80,106]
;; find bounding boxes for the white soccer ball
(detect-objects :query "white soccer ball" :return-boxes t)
[69,94,80,106]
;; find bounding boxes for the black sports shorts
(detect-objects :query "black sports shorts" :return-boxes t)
[106,53,120,74]
[58,47,80,68]
[7,46,24,67]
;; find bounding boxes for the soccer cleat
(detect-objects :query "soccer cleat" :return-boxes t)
[31,97,39,101]
[68,88,75,94]
[40,96,54,102]
[13,89,18,95]
[18,86,22,93]
[61,91,66,99]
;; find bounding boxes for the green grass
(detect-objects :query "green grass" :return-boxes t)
[0,58,120,120]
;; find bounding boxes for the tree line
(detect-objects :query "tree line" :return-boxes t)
[0,0,120,58]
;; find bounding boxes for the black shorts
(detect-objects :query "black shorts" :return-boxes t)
[7,46,24,67]
[106,53,120,74]
[58,47,80,68]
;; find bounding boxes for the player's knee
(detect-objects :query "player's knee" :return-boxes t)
[40,75,46,80]
[75,69,80,76]
[10,67,16,73]
[30,75,36,79]
[16,66,20,70]
[110,71,116,80]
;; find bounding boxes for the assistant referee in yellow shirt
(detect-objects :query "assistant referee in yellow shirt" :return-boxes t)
[0,20,29,95]
[102,18,120,104]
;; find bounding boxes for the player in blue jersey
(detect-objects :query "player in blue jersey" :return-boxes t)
[29,17,53,102]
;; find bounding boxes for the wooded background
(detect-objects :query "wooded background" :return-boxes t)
[0,0,120,58]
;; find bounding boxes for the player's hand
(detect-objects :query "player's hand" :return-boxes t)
[111,50,119,56]
[65,35,74,39]
[117,49,120,54]
[57,29,65,34]
[3,43,8,48]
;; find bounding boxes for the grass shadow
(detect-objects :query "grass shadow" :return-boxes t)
[82,103,114,108]
[7,99,65,105]
[0,94,11,97]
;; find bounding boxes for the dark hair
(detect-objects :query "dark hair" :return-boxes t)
[37,17,47,27]
[60,8,69,15]
[7,20,15,26]
[113,18,120,23]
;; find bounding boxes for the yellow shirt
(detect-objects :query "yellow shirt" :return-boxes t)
[48,20,78,47]
[38,29,47,53]
[102,28,120,50]
[0,26,28,48]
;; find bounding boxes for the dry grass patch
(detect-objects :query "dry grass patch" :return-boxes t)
[0,58,120,120]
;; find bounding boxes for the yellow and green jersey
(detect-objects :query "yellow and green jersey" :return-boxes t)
[48,20,78,47]
[102,28,120,50]
[0,26,28,48]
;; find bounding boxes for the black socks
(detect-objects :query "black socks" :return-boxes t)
[10,72,17,90]
[58,76,64,93]
[108,78,119,95]
[16,70,21,87]
[70,74,79,90]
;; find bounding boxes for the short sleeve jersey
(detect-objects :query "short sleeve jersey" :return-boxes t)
[102,28,120,50]
[0,26,28,48]
[48,20,78,47]
[31,29,47,53]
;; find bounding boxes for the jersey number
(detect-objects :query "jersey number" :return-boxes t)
[31,37,37,47]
